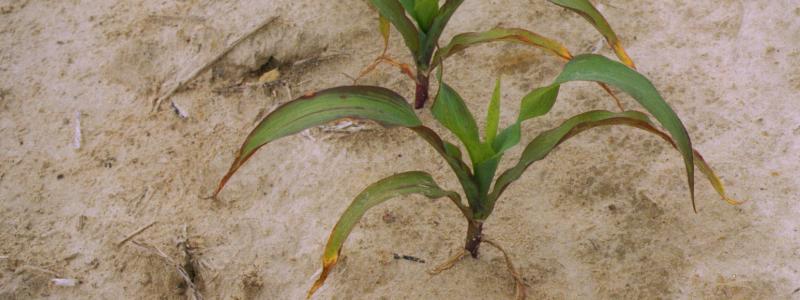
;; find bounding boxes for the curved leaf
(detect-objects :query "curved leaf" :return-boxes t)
[547,0,635,68]
[370,0,421,54]
[554,54,694,206]
[432,27,573,68]
[431,82,493,164]
[214,86,421,197]
[489,110,737,213]
[410,126,482,214]
[307,171,463,298]
[419,0,464,67]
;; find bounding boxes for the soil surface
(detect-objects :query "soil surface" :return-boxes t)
[1,0,799,299]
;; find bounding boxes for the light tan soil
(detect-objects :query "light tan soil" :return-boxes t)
[1,0,799,299]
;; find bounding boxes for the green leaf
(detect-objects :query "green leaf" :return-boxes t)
[410,126,482,213]
[418,0,464,67]
[431,82,493,164]
[214,86,421,197]
[432,27,573,68]
[519,84,560,123]
[399,0,417,19]
[414,0,439,32]
[370,0,421,54]
[490,110,739,213]
[484,78,502,145]
[490,110,655,208]
[554,54,694,205]
[547,0,635,68]
[490,84,560,154]
[308,171,464,298]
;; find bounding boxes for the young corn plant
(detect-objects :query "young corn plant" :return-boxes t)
[213,54,740,298]
[361,0,636,109]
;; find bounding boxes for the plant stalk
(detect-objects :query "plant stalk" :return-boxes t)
[414,71,430,109]
[464,220,483,258]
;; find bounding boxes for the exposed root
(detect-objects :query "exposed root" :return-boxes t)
[427,249,468,275]
[353,55,415,84]
[483,238,526,300]
[129,229,203,300]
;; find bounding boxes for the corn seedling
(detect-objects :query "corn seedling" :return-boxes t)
[213,56,740,298]
[361,0,636,109]
[213,1,741,298]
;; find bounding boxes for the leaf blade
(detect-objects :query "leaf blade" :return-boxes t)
[484,78,502,145]
[214,86,421,197]
[419,0,465,67]
[308,171,463,298]
[490,110,734,213]
[370,0,421,54]
[547,0,635,68]
[554,54,694,206]
[432,27,573,68]
[414,0,439,32]
[431,82,493,164]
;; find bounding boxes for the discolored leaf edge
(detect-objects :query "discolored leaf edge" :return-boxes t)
[307,171,464,298]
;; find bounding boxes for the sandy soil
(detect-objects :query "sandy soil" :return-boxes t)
[1,0,799,299]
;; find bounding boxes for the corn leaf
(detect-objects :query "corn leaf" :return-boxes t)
[432,27,573,68]
[410,126,482,213]
[547,0,635,68]
[431,82,494,164]
[419,0,464,67]
[490,84,561,155]
[554,54,694,207]
[414,0,439,32]
[370,0,421,54]
[484,78,502,145]
[489,110,739,212]
[308,171,463,298]
[214,86,421,197]
[399,0,417,19]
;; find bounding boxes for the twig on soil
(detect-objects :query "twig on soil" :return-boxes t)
[152,16,278,112]
[16,265,60,277]
[130,240,203,300]
[483,238,526,300]
[428,250,468,275]
[116,221,157,247]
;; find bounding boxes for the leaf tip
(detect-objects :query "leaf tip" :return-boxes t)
[307,256,338,299]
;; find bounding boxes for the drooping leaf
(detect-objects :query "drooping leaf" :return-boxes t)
[214,86,421,197]
[410,126,482,212]
[484,78,502,145]
[431,82,493,164]
[418,0,464,68]
[610,116,743,207]
[307,171,464,298]
[489,110,734,214]
[370,0,421,54]
[553,54,694,206]
[432,27,573,68]
[414,0,439,32]
[547,0,636,68]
